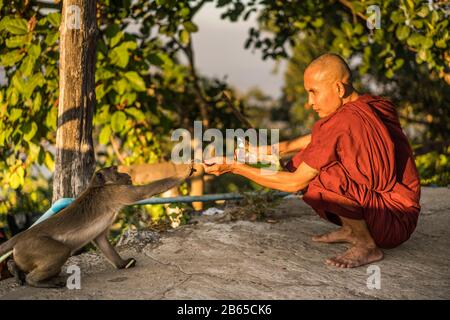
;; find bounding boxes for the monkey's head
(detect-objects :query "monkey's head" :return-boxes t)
[91,166,132,187]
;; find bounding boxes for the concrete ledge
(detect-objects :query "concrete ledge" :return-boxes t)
[1,187,449,299]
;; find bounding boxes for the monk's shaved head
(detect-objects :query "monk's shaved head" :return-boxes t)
[305,53,352,85]
[303,53,358,118]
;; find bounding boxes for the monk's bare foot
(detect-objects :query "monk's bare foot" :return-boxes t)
[312,226,355,244]
[325,245,383,268]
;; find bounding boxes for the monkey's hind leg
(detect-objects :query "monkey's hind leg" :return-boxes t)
[15,237,71,288]
[7,258,26,286]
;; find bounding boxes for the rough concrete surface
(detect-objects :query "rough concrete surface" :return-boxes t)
[0,187,449,300]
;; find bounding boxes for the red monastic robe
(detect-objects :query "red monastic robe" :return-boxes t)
[286,94,421,249]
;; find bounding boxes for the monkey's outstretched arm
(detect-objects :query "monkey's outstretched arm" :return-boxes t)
[120,177,185,204]
[92,231,135,269]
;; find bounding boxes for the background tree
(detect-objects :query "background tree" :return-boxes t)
[219,0,449,185]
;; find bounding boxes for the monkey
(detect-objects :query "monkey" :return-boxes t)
[0,164,194,288]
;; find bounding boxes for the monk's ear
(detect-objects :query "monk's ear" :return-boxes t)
[336,81,346,98]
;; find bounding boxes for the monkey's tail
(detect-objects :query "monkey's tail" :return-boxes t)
[0,235,19,256]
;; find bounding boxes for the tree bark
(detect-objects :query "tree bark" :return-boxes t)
[52,0,97,202]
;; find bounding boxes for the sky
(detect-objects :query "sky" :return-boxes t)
[189,2,285,99]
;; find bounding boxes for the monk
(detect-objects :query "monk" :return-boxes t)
[202,53,421,268]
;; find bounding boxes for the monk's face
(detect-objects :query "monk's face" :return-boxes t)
[304,67,344,118]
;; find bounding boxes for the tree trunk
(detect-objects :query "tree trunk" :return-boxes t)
[52,0,97,202]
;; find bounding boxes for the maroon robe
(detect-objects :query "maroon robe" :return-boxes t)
[286,94,421,249]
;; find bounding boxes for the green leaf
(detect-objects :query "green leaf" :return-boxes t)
[5,34,31,48]
[436,38,447,49]
[121,92,137,105]
[124,71,146,92]
[341,21,353,38]
[396,25,410,41]
[20,55,36,76]
[23,122,38,141]
[412,20,423,29]
[125,107,145,121]
[94,105,111,125]
[407,33,424,47]
[0,17,28,35]
[111,111,127,132]
[293,21,307,29]
[179,29,190,45]
[353,23,364,35]
[28,44,42,58]
[33,92,42,112]
[394,58,404,70]
[422,37,433,49]
[45,107,57,130]
[108,41,136,68]
[109,48,129,68]
[99,125,111,145]
[180,8,190,17]
[8,89,19,106]
[113,78,129,95]
[12,75,25,95]
[28,142,41,160]
[148,52,172,67]
[45,31,59,46]
[385,69,394,78]
[44,152,55,171]
[38,147,45,165]
[9,108,23,122]
[96,83,106,100]
[0,50,25,67]
[22,74,45,98]
[148,53,165,66]
[311,18,324,29]
[47,13,61,27]
[9,171,22,189]
[183,21,198,33]
[110,30,124,48]
[417,6,429,18]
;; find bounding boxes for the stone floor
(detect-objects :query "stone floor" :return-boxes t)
[0,187,449,299]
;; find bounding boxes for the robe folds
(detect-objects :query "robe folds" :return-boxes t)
[286,94,421,249]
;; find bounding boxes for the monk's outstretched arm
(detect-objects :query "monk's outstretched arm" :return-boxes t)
[249,134,311,157]
[276,134,312,156]
[213,161,318,193]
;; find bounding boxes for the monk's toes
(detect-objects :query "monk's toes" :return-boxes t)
[325,257,340,267]
[340,259,357,268]
[325,256,352,268]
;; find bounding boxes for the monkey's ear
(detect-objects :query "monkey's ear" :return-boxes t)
[93,171,105,186]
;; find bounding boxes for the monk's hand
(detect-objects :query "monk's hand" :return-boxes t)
[202,157,234,176]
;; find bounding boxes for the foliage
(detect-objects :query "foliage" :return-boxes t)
[0,0,245,225]
[415,148,450,186]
